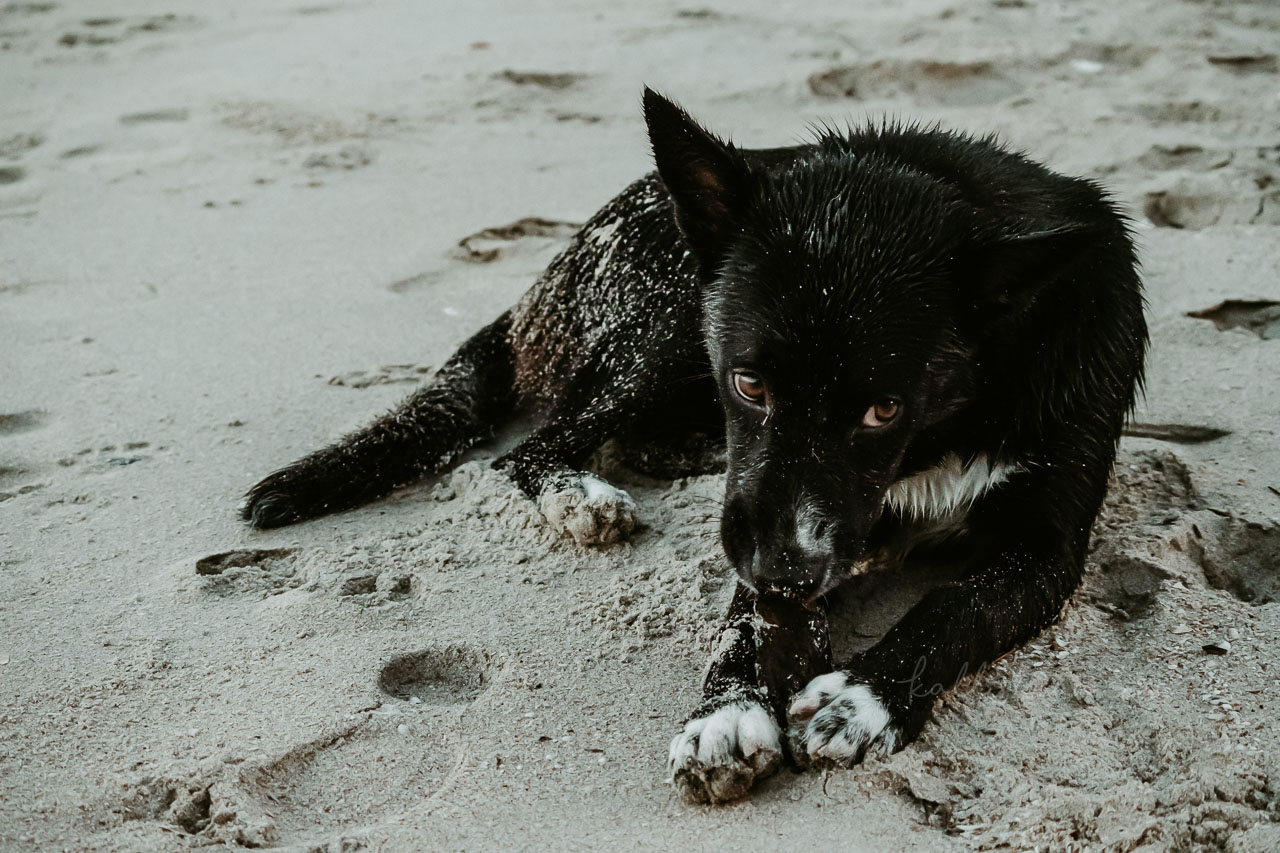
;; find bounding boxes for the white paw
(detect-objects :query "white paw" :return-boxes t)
[668,701,782,804]
[538,473,638,546]
[787,672,900,765]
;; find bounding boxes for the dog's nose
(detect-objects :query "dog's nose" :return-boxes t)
[746,547,829,594]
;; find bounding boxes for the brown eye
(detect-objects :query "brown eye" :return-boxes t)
[733,370,768,407]
[862,398,901,428]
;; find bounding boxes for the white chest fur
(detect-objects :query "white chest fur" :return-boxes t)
[883,452,1021,524]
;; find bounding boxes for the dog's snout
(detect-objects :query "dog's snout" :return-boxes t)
[722,490,851,594]
[745,545,831,594]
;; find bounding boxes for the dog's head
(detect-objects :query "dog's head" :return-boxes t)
[643,89,1090,597]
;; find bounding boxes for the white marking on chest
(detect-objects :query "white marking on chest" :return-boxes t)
[883,452,1021,523]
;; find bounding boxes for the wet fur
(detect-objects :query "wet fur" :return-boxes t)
[242,90,1147,801]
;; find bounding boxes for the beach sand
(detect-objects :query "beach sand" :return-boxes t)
[2,0,1278,849]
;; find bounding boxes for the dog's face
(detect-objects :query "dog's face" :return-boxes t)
[644,91,989,596]
[703,196,974,597]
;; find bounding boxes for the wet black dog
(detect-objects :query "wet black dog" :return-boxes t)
[241,89,1147,803]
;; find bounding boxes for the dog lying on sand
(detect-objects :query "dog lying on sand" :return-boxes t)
[241,89,1147,803]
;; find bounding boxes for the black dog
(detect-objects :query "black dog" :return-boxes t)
[241,89,1147,803]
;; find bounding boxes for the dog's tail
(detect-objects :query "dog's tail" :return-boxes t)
[240,311,516,529]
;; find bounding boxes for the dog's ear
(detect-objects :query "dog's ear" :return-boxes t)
[643,87,751,273]
[974,220,1105,315]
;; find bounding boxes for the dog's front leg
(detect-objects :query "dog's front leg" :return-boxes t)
[494,398,642,547]
[788,528,1085,766]
[668,583,785,803]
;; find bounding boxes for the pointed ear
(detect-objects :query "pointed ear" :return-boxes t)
[975,222,1103,314]
[643,87,751,273]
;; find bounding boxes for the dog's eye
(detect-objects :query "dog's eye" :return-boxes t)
[732,370,769,407]
[862,398,902,428]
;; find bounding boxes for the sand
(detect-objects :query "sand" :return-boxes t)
[2,0,1279,850]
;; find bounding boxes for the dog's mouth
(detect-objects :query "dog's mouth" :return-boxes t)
[743,550,875,604]
[804,556,875,606]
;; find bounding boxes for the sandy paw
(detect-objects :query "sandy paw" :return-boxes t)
[787,672,901,766]
[668,701,782,804]
[538,473,638,546]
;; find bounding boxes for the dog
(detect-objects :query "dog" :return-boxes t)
[240,88,1147,804]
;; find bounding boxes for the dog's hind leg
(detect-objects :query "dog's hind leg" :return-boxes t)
[615,431,726,479]
[241,312,515,529]
[614,379,725,479]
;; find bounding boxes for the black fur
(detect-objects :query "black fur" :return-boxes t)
[242,89,1147,802]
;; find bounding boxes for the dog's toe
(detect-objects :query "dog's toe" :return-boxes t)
[538,472,639,546]
[668,701,781,804]
[787,672,901,767]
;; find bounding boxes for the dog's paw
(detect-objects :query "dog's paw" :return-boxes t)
[240,455,359,529]
[240,470,311,529]
[668,700,782,804]
[787,672,901,766]
[537,473,638,546]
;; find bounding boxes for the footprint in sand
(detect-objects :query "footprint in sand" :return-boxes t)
[119,108,189,125]
[1,3,57,14]
[57,13,201,48]
[338,571,411,601]
[1088,448,1280,614]
[378,645,490,703]
[1087,550,1175,620]
[0,478,44,503]
[808,59,1023,107]
[1086,449,1201,620]
[0,410,49,435]
[1136,144,1234,173]
[56,441,158,470]
[1144,179,1279,229]
[452,217,582,264]
[477,72,589,122]
[302,144,373,171]
[1193,515,1280,605]
[326,363,432,388]
[387,270,447,294]
[808,42,1162,109]
[1125,101,1236,125]
[1139,144,1279,228]
[495,70,585,90]
[1206,53,1278,75]
[211,646,492,845]
[118,773,212,834]
[0,411,50,502]
[195,548,302,598]
[59,144,101,159]
[220,100,377,147]
[0,132,42,158]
